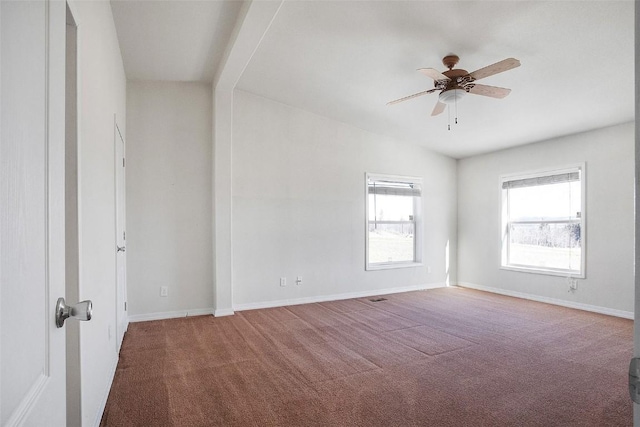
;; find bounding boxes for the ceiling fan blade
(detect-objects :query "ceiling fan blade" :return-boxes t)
[418,68,450,82]
[469,84,512,98]
[431,101,446,116]
[467,58,520,81]
[387,88,438,106]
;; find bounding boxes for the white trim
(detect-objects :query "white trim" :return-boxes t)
[91,353,118,427]
[457,282,633,319]
[234,283,447,312]
[128,308,215,323]
[214,308,235,317]
[500,265,582,278]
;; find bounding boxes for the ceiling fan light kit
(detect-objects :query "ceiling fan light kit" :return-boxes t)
[388,54,521,129]
[438,88,466,104]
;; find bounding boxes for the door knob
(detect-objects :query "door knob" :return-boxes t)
[117,245,125,253]
[55,297,92,328]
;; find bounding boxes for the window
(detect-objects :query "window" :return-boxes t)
[500,165,585,277]
[366,173,422,270]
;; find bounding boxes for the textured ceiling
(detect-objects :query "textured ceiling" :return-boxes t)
[112,1,634,158]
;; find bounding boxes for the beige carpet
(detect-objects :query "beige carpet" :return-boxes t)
[101,287,632,426]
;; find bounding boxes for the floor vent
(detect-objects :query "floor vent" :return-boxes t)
[369,297,387,302]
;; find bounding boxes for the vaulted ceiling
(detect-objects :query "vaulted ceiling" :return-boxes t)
[111,0,244,81]
[111,0,634,158]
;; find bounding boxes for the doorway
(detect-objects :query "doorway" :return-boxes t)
[114,120,128,350]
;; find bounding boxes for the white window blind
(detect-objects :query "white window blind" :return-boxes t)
[502,172,580,189]
[500,165,585,277]
[368,181,422,197]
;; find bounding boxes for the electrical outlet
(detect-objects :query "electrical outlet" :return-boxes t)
[296,276,302,286]
[567,278,578,292]
[160,286,168,297]
[280,277,286,287]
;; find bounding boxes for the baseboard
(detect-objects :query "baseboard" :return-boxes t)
[214,308,235,317]
[233,282,447,312]
[457,282,633,319]
[128,308,214,323]
[126,284,448,320]
[92,352,119,427]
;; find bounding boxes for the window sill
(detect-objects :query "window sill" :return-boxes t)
[366,262,423,271]
[500,265,585,279]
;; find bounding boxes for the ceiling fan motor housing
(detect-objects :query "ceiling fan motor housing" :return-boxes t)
[442,54,459,69]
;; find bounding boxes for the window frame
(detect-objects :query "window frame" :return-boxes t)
[499,163,586,278]
[365,173,423,271]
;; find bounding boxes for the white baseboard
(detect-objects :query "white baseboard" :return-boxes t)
[233,282,447,312]
[214,308,235,317]
[92,352,119,427]
[128,308,214,323]
[126,284,448,320]
[457,282,633,319]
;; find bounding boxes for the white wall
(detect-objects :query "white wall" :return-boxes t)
[232,90,458,307]
[126,81,214,318]
[70,1,127,425]
[458,122,634,314]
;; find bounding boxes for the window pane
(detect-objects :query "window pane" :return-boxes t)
[368,194,413,221]
[508,181,581,221]
[368,222,414,263]
[508,222,581,271]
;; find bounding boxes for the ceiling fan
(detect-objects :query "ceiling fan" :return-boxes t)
[388,55,521,117]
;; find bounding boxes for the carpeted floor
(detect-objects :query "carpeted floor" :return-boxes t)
[101,287,633,426]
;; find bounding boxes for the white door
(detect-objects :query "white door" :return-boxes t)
[1,1,68,425]
[115,121,128,350]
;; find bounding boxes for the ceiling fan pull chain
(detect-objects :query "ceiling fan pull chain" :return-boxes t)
[447,104,451,131]
[455,91,459,124]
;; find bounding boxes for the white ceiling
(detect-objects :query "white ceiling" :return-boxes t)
[111,0,243,82]
[111,1,634,159]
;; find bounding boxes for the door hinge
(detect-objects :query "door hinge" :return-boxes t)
[124,302,127,311]
[123,231,126,240]
[122,158,125,167]
[629,358,640,403]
